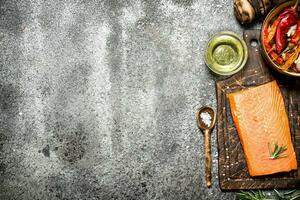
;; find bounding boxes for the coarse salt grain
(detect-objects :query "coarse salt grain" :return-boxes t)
[200,112,212,127]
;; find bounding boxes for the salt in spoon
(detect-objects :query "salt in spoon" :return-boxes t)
[196,106,216,188]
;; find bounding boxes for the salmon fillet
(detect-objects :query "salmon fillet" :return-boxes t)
[227,81,297,176]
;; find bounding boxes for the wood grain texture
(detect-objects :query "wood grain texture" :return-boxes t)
[204,129,212,187]
[216,29,300,190]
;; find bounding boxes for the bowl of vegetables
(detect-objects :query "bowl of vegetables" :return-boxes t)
[261,0,300,77]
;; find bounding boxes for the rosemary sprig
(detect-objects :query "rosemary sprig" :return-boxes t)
[274,189,300,200]
[236,190,300,200]
[236,190,271,200]
[268,142,288,160]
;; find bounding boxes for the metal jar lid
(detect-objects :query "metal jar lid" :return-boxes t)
[204,31,248,76]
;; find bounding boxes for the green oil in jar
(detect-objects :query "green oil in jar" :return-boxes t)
[204,31,248,76]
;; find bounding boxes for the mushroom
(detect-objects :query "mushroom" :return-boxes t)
[234,0,272,24]
[258,0,272,15]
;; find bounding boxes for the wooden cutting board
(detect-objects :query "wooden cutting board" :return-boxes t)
[216,29,300,190]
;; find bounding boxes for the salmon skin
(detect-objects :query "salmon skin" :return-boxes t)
[227,81,297,176]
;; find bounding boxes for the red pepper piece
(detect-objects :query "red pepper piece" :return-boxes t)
[275,9,298,53]
[264,9,293,43]
[281,45,300,70]
[264,42,284,65]
[266,18,281,43]
[282,21,300,53]
[281,8,297,17]
[290,21,300,45]
[269,51,284,65]
[264,41,272,51]
[263,24,269,42]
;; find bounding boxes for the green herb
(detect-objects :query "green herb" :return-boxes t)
[236,190,300,200]
[274,189,300,200]
[236,190,271,200]
[268,142,288,160]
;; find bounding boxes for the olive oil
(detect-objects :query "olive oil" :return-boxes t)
[204,31,248,76]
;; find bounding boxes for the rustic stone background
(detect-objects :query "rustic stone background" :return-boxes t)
[0,0,243,199]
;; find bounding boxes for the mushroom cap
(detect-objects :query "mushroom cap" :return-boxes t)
[234,0,272,24]
[234,0,256,24]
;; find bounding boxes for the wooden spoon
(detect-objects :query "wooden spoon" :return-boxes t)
[196,106,216,188]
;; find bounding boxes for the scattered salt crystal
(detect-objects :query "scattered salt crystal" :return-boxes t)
[200,112,212,127]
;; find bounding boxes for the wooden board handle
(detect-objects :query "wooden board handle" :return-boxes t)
[204,129,212,188]
[243,29,260,48]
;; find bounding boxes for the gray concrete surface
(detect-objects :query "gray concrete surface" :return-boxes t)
[0,0,243,199]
